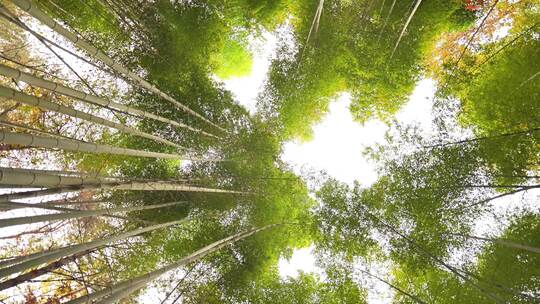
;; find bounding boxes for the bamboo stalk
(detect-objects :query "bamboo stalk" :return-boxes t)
[0,131,219,161]
[0,201,184,228]
[0,167,117,187]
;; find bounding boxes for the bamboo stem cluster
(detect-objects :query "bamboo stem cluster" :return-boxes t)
[11,0,226,133]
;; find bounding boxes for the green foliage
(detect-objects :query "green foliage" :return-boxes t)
[391,213,540,303]
[312,178,378,259]
[240,271,367,304]
[37,0,129,50]
[213,36,253,79]
[435,9,540,184]
[456,39,540,183]
[7,0,539,303]
[259,0,474,140]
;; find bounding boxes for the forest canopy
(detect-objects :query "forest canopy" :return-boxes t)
[0,0,538,303]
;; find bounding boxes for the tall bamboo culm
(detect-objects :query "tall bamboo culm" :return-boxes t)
[0,131,219,161]
[0,166,118,187]
[0,179,243,205]
[0,201,184,228]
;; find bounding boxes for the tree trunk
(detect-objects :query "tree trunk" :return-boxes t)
[11,0,226,133]
[390,0,423,58]
[371,214,506,303]
[0,219,188,279]
[425,127,540,148]
[377,0,397,41]
[0,166,118,187]
[0,85,186,150]
[358,268,426,304]
[0,64,219,139]
[0,199,153,225]
[474,20,540,69]
[449,233,540,254]
[466,185,540,208]
[0,246,66,269]
[0,131,217,161]
[112,181,246,194]
[0,184,103,203]
[0,179,243,205]
[455,0,501,65]
[0,201,183,228]
[67,224,279,304]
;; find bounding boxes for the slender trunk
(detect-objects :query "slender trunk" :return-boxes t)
[377,0,397,41]
[67,224,279,304]
[0,103,19,118]
[100,0,147,38]
[378,0,386,17]
[456,267,539,301]
[0,7,102,72]
[0,180,241,204]
[515,69,540,90]
[298,0,324,64]
[466,185,540,208]
[2,168,105,179]
[0,219,187,279]
[0,184,102,203]
[11,0,226,133]
[0,199,105,211]
[455,0,501,65]
[449,233,540,254]
[475,21,540,70]
[112,181,246,194]
[0,6,101,94]
[0,201,183,228]
[0,131,217,161]
[358,268,427,304]
[0,200,153,225]
[438,184,540,189]
[390,0,423,58]
[368,212,506,303]
[493,175,540,180]
[0,85,187,150]
[424,127,540,148]
[0,246,66,269]
[0,249,93,291]
[0,167,192,188]
[0,166,118,187]
[36,199,105,207]
[159,263,197,304]
[0,64,218,139]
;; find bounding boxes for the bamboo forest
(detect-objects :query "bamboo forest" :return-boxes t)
[0,0,539,302]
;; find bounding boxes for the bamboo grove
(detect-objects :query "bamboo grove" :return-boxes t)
[0,0,538,303]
